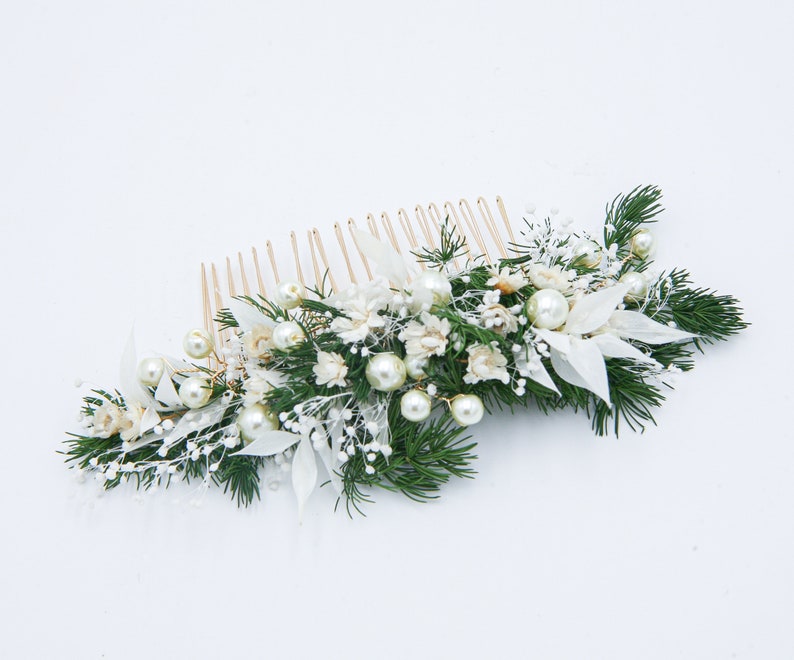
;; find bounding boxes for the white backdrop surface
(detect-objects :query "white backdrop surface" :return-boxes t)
[1,2,792,659]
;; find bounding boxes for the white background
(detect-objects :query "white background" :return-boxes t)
[1,2,792,658]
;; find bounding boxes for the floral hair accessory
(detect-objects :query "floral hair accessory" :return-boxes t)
[64,186,746,517]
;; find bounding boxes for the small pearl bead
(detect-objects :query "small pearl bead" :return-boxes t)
[274,281,306,310]
[525,289,569,329]
[572,240,602,268]
[178,377,212,409]
[400,390,432,422]
[272,321,306,351]
[450,394,485,426]
[183,328,215,359]
[620,271,649,301]
[136,357,165,387]
[365,353,407,392]
[236,403,279,443]
[630,230,656,259]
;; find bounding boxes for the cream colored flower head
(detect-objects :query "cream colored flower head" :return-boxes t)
[463,342,509,385]
[479,302,519,336]
[399,311,451,362]
[313,351,349,388]
[528,263,574,292]
[92,401,122,438]
[487,267,528,295]
[118,404,143,442]
[243,324,274,359]
[242,376,273,406]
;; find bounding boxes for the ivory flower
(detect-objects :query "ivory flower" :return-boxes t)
[399,312,450,362]
[477,291,519,336]
[487,267,528,294]
[92,401,122,438]
[118,404,143,441]
[463,342,510,385]
[330,283,391,343]
[313,351,349,388]
[243,324,274,359]
[528,263,574,291]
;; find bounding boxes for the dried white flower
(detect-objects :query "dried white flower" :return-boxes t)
[330,282,391,343]
[477,291,519,336]
[528,263,574,292]
[92,401,122,438]
[243,324,274,359]
[118,404,143,442]
[463,342,509,385]
[399,312,451,362]
[487,267,528,294]
[313,351,349,388]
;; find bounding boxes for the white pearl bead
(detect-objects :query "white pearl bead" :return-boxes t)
[236,403,279,443]
[274,281,306,310]
[525,289,569,329]
[450,394,485,426]
[272,321,306,351]
[136,357,165,387]
[620,271,649,301]
[178,377,212,409]
[183,328,215,359]
[404,355,427,380]
[410,270,452,312]
[400,390,432,422]
[572,239,602,268]
[630,230,656,259]
[365,353,407,392]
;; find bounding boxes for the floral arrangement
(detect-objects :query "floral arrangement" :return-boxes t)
[64,186,746,516]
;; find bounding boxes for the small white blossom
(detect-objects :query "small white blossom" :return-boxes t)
[243,324,274,359]
[487,267,528,294]
[313,351,349,388]
[399,312,450,363]
[463,342,509,385]
[528,263,574,291]
[92,401,122,438]
[477,291,519,336]
[118,404,143,442]
[330,282,391,343]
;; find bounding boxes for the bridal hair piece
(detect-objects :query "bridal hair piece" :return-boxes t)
[65,186,746,516]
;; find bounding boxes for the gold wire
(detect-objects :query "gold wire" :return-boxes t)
[238,252,251,297]
[266,240,280,283]
[347,218,373,280]
[442,201,473,260]
[289,231,307,288]
[477,197,508,259]
[251,247,267,297]
[459,198,491,262]
[366,213,381,239]
[495,195,516,248]
[226,256,237,298]
[380,211,401,253]
[311,228,338,292]
[308,229,322,290]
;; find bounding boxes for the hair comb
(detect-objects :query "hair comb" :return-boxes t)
[64,186,747,517]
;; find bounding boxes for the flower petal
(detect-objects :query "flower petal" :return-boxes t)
[154,371,182,407]
[292,436,318,521]
[233,430,300,457]
[228,298,275,333]
[565,283,630,335]
[352,228,410,288]
[590,333,659,365]
[534,328,571,353]
[550,337,611,405]
[608,310,697,344]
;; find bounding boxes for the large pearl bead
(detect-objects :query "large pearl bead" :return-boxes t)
[365,353,407,392]
[411,270,452,311]
[272,321,306,351]
[450,394,485,426]
[525,289,569,329]
[178,376,212,409]
[274,281,306,310]
[136,357,165,387]
[630,230,656,259]
[400,390,432,422]
[183,328,215,359]
[572,239,602,268]
[620,271,649,301]
[236,403,279,443]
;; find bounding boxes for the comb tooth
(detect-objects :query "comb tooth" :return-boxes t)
[289,231,307,288]
[347,219,373,280]
[366,213,381,239]
[414,205,437,250]
[495,196,516,248]
[226,256,237,298]
[396,208,425,270]
[477,197,508,260]
[266,240,280,283]
[311,228,338,293]
[210,262,228,348]
[380,211,401,253]
[333,221,357,284]
[442,201,473,260]
[201,263,215,367]
[308,229,322,290]
[251,247,267,297]
[238,252,251,297]
[459,198,491,262]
